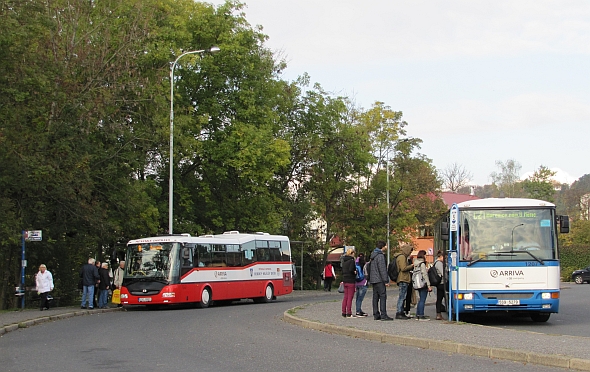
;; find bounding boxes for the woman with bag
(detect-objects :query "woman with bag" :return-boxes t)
[412,250,431,321]
[340,248,357,317]
[434,251,446,320]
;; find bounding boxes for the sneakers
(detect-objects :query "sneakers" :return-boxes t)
[380,316,394,321]
[404,311,414,318]
[342,313,353,318]
[395,312,410,320]
[355,312,368,317]
[416,316,430,321]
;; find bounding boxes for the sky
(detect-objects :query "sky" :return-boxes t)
[209,0,589,186]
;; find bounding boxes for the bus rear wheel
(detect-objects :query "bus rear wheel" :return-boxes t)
[254,284,274,303]
[531,313,550,322]
[199,287,212,308]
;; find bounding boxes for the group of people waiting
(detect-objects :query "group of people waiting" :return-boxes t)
[326,241,447,321]
[79,258,125,309]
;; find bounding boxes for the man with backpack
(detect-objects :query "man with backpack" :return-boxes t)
[369,241,393,321]
[394,244,415,320]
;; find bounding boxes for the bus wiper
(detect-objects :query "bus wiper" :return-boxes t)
[467,253,515,266]
[509,250,544,265]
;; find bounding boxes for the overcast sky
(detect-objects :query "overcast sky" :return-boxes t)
[209,0,589,185]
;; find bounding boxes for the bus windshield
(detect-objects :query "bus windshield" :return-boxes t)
[460,208,556,262]
[125,242,178,281]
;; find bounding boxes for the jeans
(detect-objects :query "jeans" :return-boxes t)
[396,282,409,314]
[417,287,428,316]
[341,283,356,315]
[98,289,109,308]
[355,284,367,314]
[372,282,388,317]
[81,285,95,308]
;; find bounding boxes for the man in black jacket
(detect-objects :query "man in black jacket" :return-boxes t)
[369,241,392,321]
[80,258,99,309]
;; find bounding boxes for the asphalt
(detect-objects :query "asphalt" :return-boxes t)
[2,291,589,371]
[284,289,590,371]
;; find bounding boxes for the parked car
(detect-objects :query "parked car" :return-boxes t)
[572,266,590,284]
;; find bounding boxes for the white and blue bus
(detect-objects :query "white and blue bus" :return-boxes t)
[435,198,569,322]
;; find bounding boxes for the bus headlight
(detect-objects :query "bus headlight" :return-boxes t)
[456,293,473,300]
[120,293,128,299]
[162,292,175,298]
[542,293,551,299]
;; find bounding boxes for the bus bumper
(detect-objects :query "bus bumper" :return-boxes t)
[454,291,559,313]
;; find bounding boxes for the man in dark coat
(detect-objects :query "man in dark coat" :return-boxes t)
[369,241,392,321]
[80,258,99,309]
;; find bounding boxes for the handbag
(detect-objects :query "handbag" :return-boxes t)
[337,282,344,293]
[112,289,121,304]
[412,264,427,289]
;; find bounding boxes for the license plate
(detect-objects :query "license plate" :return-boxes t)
[497,299,520,305]
[138,297,152,302]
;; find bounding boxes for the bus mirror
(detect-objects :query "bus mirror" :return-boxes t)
[441,222,449,241]
[559,215,570,233]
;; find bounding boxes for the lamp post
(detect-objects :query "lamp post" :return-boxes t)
[169,46,220,234]
[386,159,390,266]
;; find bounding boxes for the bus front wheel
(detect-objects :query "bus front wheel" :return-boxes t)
[531,313,550,322]
[199,287,212,308]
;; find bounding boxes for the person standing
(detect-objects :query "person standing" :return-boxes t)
[395,244,415,320]
[341,248,357,317]
[113,260,125,307]
[355,253,368,317]
[35,264,54,311]
[413,250,432,321]
[434,251,446,320]
[113,261,125,289]
[369,241,392,321]
[93,260,101,308]
[323,262,336,291]
[80,258,99,309]
[98,262,111,309]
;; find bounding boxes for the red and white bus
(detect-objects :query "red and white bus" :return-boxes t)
[119,231,294,307]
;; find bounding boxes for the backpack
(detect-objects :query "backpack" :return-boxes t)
[412,263,427,289]
[387,255,399,282]
[364,261,371,282]
[428,263,442,286]
[355,263,365,282]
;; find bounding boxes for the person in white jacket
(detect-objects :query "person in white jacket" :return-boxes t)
[35,264,54,311]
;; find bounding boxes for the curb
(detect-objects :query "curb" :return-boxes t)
[0,307,122,336]
[282,309,590,371]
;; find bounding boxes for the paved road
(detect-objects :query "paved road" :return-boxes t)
[0,291,583,372]
[465,283,590,336]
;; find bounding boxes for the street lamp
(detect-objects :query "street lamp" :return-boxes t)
[169,46,220,234]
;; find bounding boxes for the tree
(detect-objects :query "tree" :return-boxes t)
[522,165,556,202]
[440,163,473,192]
[490,159,524,197]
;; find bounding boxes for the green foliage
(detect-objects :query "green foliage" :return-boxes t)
[522,165,556,202]
[560,244,590,281]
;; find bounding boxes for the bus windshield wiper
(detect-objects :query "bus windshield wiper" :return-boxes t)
[467,253,515,266]
[508,250,544,265]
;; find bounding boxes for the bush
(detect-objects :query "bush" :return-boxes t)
[560,245,590,281]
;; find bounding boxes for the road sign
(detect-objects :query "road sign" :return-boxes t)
[25,230,42,241]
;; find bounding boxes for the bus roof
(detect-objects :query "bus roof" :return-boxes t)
[127,232,289,245]
[457,198,555,209]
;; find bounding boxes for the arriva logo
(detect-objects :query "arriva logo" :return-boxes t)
[490,270,524,278]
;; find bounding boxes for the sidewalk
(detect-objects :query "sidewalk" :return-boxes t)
[0,306,121,336]
[283,290,590,371]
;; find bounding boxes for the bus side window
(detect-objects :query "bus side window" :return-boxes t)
[181,247,193,267]
[242,241,255,265]
[269,241,282,261]
[256,240,269,261]
[196,244,211,267]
